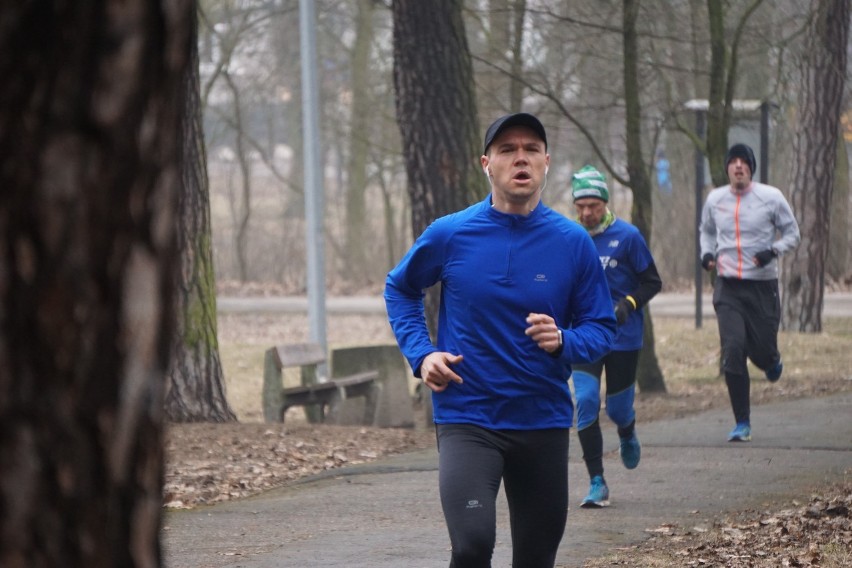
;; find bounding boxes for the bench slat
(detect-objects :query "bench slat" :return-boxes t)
[281,382,337,396]
[333,370,380,388]
[272,343,326,369]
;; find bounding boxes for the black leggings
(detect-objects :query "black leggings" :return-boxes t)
[436,424,569,568]
[713,277,781,423]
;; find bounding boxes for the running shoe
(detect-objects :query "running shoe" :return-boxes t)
[619,432,641,469]
[580,475,610,508]
[728,422,752,442]
[765,360,783,383]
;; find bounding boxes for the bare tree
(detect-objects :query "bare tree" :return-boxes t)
[392,0,485,331]
[201,1,298,284]
[186,1,850,308]
[704,0,765,186]
[221,69,254,282]
[623,0,666,393]
[0,1,192,565]
[782,0,850,332]
[476,0,527,113]
[166,9,237,423]
[502,3,669,391]
[344,0,379,287]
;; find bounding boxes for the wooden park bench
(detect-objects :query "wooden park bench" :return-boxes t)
[262,342,381,425]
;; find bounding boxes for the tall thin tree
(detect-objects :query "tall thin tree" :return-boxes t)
[166,7,237,422]
[0,1,192,564]
[344,0,378,287]
[623,0,666,393]
[782,0,850,332]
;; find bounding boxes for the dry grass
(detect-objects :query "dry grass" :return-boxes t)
[217,313,852,424]
[634,315,852,423]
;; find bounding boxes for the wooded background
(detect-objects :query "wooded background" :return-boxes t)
[199,0,851,296]
[1,2,848,563]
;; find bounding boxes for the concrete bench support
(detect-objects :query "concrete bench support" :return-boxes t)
[330,344,415,428]
[263,343,380,425]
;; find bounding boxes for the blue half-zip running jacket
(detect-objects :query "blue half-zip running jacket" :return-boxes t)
[385,196,616,430]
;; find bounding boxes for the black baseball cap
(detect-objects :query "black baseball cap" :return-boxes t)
[483,113,547,154]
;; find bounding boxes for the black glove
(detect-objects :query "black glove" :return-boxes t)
[701,253,715,271]
[753,249,777,267]
[614,298,634,325]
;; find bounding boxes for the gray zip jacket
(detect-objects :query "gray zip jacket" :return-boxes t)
[700,182,801,281]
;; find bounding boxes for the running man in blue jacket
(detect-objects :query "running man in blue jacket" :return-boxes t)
[385,113,615,567]
[570,165,662,508]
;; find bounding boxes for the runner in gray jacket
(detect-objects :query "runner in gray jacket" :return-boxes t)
[699,143,800,442]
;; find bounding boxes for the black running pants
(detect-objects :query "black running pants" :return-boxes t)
[436,423,569,568]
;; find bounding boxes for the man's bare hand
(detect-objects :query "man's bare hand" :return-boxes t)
[420,351,464,393]
[525,313,562,354]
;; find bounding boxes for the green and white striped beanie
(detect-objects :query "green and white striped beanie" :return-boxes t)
[571,165,609,202]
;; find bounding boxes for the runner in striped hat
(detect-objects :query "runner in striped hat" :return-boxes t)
[570,164,662,508]
[571,164,610,202]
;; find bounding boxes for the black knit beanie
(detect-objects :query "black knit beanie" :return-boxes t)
[725,143,757,176]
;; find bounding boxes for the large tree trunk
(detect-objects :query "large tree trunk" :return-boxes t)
[0,1,192,565]
[392,0,484,334]
[166,11,237,423]
[782,0,849,332]
[623,0,666,393]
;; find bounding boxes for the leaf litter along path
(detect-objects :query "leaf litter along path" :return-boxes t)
[578,477,852,568]
[163,395,852,568]
[164,311,852,566]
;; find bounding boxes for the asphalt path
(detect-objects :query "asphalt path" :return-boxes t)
[162,392,852,567]
[216,292,852,318]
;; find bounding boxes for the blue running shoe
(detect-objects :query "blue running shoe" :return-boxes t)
[766,360,783,383]
[619,432,641,469]
[580,475,610,508]
[728,422,751,442]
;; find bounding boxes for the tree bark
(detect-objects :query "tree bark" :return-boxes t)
[781,0,849,332]
[827,127,850,280]
[392,0,484,333]
[0,1,192,565]
[166,10,237,423]
[704,0,731,187]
